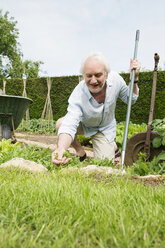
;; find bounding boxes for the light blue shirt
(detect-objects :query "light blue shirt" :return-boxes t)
[58,71,139,142]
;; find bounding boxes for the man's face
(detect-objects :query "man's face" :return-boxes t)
[84,58,107,94]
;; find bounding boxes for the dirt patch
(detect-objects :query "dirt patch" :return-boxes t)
[131,175,165,187]
[15,132,58,145]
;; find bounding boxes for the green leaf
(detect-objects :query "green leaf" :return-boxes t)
[157,151,165,161]
[152,136,162,148]
[157,130,165,136]
[157,124,165,131]
[162,136,165,146]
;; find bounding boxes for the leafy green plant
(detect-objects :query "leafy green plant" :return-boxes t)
[151,118,165,148]
[17,118,56,134]
[149,151,165,175]
[0,138,23,164]
[116,122,147,149]
[77,135,92,147]
[131,153,151,176]
[0,139,53,170]
[132,151,165,176]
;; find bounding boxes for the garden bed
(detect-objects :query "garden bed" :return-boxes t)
[13,132,165,187]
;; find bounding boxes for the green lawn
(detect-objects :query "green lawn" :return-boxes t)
[0,125,165,248]
[0,168,164,248]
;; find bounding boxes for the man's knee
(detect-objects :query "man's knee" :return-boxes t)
[56,117,64,131]
[92,132,115,161]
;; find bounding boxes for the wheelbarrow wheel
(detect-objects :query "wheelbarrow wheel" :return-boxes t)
[1,124,12,140]
[125,131,165,166]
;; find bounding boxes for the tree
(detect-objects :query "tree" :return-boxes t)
[0,10,44,79]
[0,9,23,78]
[23,60,44,78]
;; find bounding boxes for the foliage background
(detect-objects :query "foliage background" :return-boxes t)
[0,71,165,123]
[116,71,165,123]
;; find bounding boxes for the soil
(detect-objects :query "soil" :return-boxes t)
[15,132,165,187]
[15,132,59,147]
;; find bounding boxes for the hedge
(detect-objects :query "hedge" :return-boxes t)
[117,71,165,123]
[0,71,165,124]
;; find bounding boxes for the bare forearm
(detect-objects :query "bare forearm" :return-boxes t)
[129,73,139,95]
[129,58,140,95]
[133,82,138,95]
[57,133,72,151]
[51,133,73,165]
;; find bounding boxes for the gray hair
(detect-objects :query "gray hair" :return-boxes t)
[80,52,110,75]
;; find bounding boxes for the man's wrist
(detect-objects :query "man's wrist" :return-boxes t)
[129,79,139,84]
[56,147,66,153]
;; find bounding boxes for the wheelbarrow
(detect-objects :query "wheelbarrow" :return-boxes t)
[125,53,165,166]
[0,94,33,141]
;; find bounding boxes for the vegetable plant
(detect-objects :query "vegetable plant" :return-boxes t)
[151,118,165,148]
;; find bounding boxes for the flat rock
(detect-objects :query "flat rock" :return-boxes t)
[61,165,122,177]
[0,158,48,173]
[80,165,121,176]
[132,174,163,181]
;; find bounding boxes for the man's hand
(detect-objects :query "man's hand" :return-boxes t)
[51,148,72,166]
[130,58,141,80]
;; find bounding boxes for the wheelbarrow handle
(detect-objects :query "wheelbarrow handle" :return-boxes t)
[148,53,160,124]
[154,53,160,71]
[144,53,160,158]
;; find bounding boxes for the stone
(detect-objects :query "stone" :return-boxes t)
[0,158,48,173]
[79,165,122,176]
[60,165,122,177]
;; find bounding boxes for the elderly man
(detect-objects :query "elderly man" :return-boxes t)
[52,52,140,165]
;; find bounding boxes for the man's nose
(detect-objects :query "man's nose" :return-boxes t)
[90,75,97,84]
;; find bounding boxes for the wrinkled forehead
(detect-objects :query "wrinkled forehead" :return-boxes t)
[84,58,106,74]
